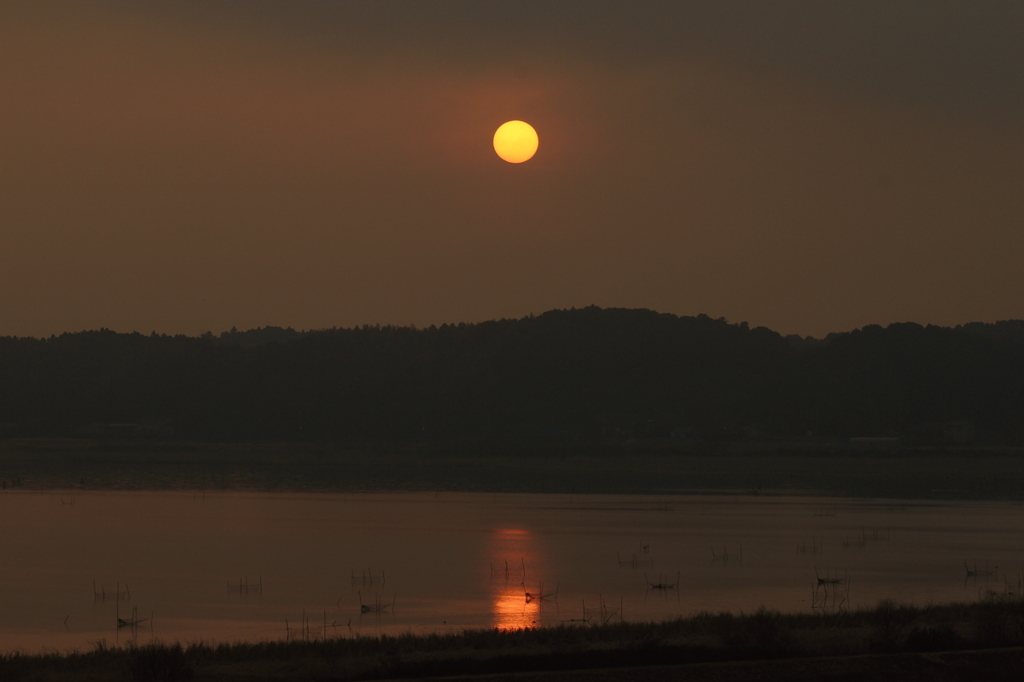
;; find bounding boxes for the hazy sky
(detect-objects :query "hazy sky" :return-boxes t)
[2,1,1021,338]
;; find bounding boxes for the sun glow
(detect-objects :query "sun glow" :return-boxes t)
[489,527,547,630]
[493,120,539,163]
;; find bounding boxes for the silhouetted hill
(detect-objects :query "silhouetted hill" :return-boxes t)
[0,308,1021,444]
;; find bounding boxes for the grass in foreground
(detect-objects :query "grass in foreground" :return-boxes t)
[3,595,1024,682]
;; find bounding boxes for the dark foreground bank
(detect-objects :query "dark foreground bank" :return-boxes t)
[4,598,1024,682]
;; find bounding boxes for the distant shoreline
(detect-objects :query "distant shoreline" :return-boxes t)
[3,438,1024,501]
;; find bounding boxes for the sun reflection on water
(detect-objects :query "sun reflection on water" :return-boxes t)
[488,528,547,630]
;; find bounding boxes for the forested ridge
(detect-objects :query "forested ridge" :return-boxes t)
[1,307,1022,444]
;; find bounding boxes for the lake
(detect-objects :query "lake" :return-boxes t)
[1,490,1022,653]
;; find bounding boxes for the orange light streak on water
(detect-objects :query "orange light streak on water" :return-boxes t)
[488,528,546,630]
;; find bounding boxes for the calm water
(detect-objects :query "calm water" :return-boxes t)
[1,490,1022,653]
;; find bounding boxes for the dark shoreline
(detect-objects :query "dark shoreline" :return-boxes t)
[3,438,1024,501]
[3,600,1023,681]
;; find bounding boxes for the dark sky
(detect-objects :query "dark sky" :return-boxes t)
[1,1,1021,338]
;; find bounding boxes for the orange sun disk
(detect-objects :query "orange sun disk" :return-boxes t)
[493,121,539,163]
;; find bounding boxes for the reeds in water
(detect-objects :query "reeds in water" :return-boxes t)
[561,599,591,624]
[524,581,558,605]
[645,572,680,590]
[811,567,849,614]
[93,580,130,602]
[597,594,623,625]
[358,591,395,615]
[710,544,742,564]
[965,559,996,578]
[616,551,652,569]
[796,535,822,555]
[350,569,385,586]
[228,575,263,595]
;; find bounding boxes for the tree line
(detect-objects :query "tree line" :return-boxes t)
[1,307,1022,444]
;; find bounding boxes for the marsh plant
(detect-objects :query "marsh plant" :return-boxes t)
[870,599,917,651]
[974,591,1024,646]
[128,643,193,682]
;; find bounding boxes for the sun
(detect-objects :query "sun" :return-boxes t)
[493,120,539,163]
